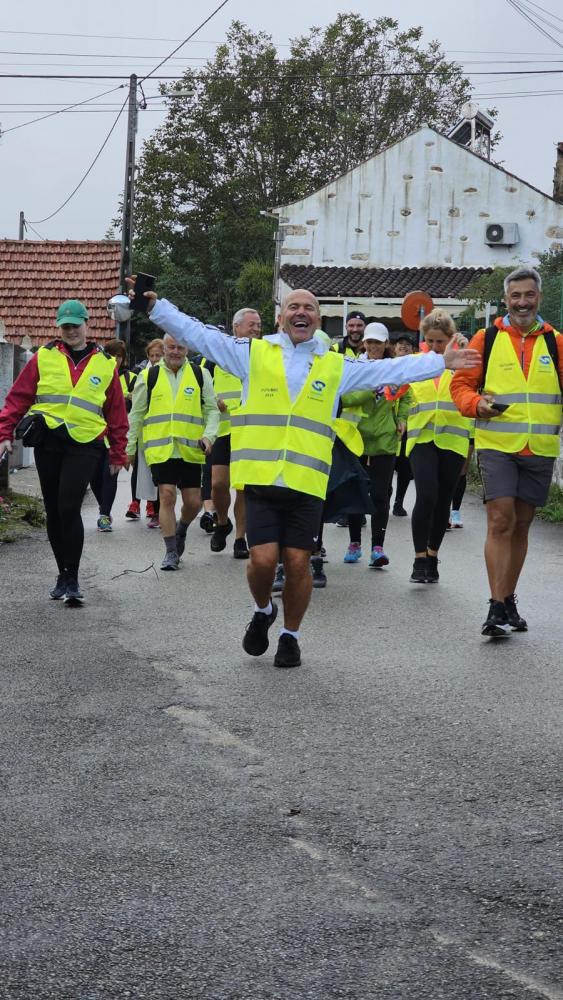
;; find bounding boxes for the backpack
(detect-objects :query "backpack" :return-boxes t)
[146,362,203,409]
[481,325,562,392]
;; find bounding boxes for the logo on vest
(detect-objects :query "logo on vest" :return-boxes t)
[89,375,102,386]
[311,380,326,392]
[539,355,552,366]
[184,386,195,396]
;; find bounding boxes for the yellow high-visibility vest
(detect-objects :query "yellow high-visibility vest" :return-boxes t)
[29,345,114,443]
[120,370,137,397]
[142,362,205,465]
[475,330,562,456]
[333,403,365,456]
[214,365,242,438]
[230,339,343,499]
[406,370,473,458]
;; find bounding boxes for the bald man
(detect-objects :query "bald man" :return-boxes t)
[140,286,480,669]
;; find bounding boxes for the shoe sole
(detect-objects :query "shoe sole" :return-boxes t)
[242,603,278,656]
[64,596,84,606]
[125,514,140,520]
[409,577,428,584]
[161,564,179,571]
[274,654,301,668]
[481,625,511,637]
[370,560,389,568]
[312,581,327,589]
[510,624,528,632]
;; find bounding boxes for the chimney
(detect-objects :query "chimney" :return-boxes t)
[554,143,563,204]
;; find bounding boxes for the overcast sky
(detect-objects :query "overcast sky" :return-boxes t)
[1,0,561,243]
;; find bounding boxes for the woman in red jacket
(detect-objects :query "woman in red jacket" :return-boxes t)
[0,300,128,604]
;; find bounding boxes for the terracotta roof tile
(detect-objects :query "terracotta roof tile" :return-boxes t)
[280,265,492,299]
[0,240,121,346]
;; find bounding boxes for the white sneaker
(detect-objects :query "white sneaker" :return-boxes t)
[450,510,463,528]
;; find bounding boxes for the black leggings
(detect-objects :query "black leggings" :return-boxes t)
[349,453,396,548]
[34,431,103,577]
[409,442,465,553]
[393,434,412,506]
[130,449,139,501]
[90,450,118,516]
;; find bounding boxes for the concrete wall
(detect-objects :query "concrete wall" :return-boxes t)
[274,127,563,271]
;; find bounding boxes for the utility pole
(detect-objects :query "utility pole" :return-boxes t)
[118,74,138,348]
[18,212,24,240]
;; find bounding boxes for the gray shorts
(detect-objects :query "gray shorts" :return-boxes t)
[477,449,554,507]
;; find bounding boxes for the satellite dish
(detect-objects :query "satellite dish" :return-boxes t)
[401,290,434,331]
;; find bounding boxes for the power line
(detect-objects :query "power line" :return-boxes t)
[24,221,47,240]
[139,0,232,84]
[506,0,563,50]
[0,84,125,135]
[27,92,129,224]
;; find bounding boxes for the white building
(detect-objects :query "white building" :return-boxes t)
[268,115,563,336]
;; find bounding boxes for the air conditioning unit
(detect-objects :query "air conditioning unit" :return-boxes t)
[485,222,520,246]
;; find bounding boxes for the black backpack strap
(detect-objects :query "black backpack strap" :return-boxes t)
[543,329,562,390]
[190,361,204,391]
[479,325,498,392]
[146,364,160,410]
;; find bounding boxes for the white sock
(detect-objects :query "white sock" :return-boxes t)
[254,601,272,615]
[280,627,299,640]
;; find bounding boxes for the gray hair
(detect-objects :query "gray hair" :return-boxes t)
[232,307,260,330]
[503,266,542,295]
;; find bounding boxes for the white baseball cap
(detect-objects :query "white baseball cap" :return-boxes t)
[362,322,389,343]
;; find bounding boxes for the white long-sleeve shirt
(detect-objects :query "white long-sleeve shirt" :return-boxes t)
[150,299,446,417]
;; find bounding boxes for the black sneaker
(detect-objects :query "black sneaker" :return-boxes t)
[425,555,439,583]
[64,578,84,605]
[271,563,285,595]
[504,594,528,632]
[50,572,67,600]
[242,602,279,656]
[274,634,302,668]
[336,515,348,528]
[393,504,408,517]
[210,517,233,552]
[200,511,216,533]
[233,537,249,560]
[410,557,429,583]
[310,556,327,589]
[481,600,511,637]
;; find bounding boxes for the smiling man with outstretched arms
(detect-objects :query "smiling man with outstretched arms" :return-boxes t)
[140,286,479,669]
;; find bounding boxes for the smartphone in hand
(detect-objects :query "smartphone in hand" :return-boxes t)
[490,401,509,414]
[131,272,156,313]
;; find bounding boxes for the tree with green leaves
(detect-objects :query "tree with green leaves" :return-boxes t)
[132,14,478,328]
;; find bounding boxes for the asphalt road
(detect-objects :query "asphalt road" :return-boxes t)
[1,471,562,1000]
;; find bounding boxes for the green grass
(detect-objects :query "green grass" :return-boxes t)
[0,490,45,542]
[537,483,563,523]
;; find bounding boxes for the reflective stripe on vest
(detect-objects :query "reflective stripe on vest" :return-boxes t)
[214,365,242,438]
[230,340,344,498]
[142,363,205,465]
[406,370,473,458]
[28,346,114,443]
[475,330,562,457]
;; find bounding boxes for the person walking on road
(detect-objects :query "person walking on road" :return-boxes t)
[127,338,164,525]
[137,282,479,668]
[207,308,262,559]
[341,323,412,570]
[89,338,131,533]
[406,309,474,585]
[451,266,563,637]
[126,333,219,571]
[0,299,128,604]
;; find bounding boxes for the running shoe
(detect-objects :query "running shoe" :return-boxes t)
[336,516,349,528]
[49,573,67,600]
[425,555,439,583]
[200,510,216,533]
[369,546,389,568]
[482,600,511,637]
[274,634,302,669]
[504,594,528,632]
[147,515,160,529]
[343,542,362,563]
[392,503,408,517]
[210,518,233,552]
[125,500,140,520]
[450,510,463,528]
[271,563,285,594]
[242,602,278,656]
[311,555,327,588]
[146,501,157,518]
[233,537,249,559]
[97,514,113,532]
[410,557,429,583]
[64,578,84,605]
[161,551,180,571]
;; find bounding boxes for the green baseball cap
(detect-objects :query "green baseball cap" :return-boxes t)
[55,299,89,326]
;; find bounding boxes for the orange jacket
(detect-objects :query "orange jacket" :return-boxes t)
[450,317,563,455]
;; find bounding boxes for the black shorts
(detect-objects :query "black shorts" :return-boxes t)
[244,485,324,552]
[151,459,203,489]
[211,434,231,467]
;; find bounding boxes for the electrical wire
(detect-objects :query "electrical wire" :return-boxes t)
[139,0,231,84]
[27,92,129,224]
[0,84,125,134]
[506,0,563,50]
[23,221,46,240]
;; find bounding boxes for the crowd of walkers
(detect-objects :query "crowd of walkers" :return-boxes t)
[0,265,560,662]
